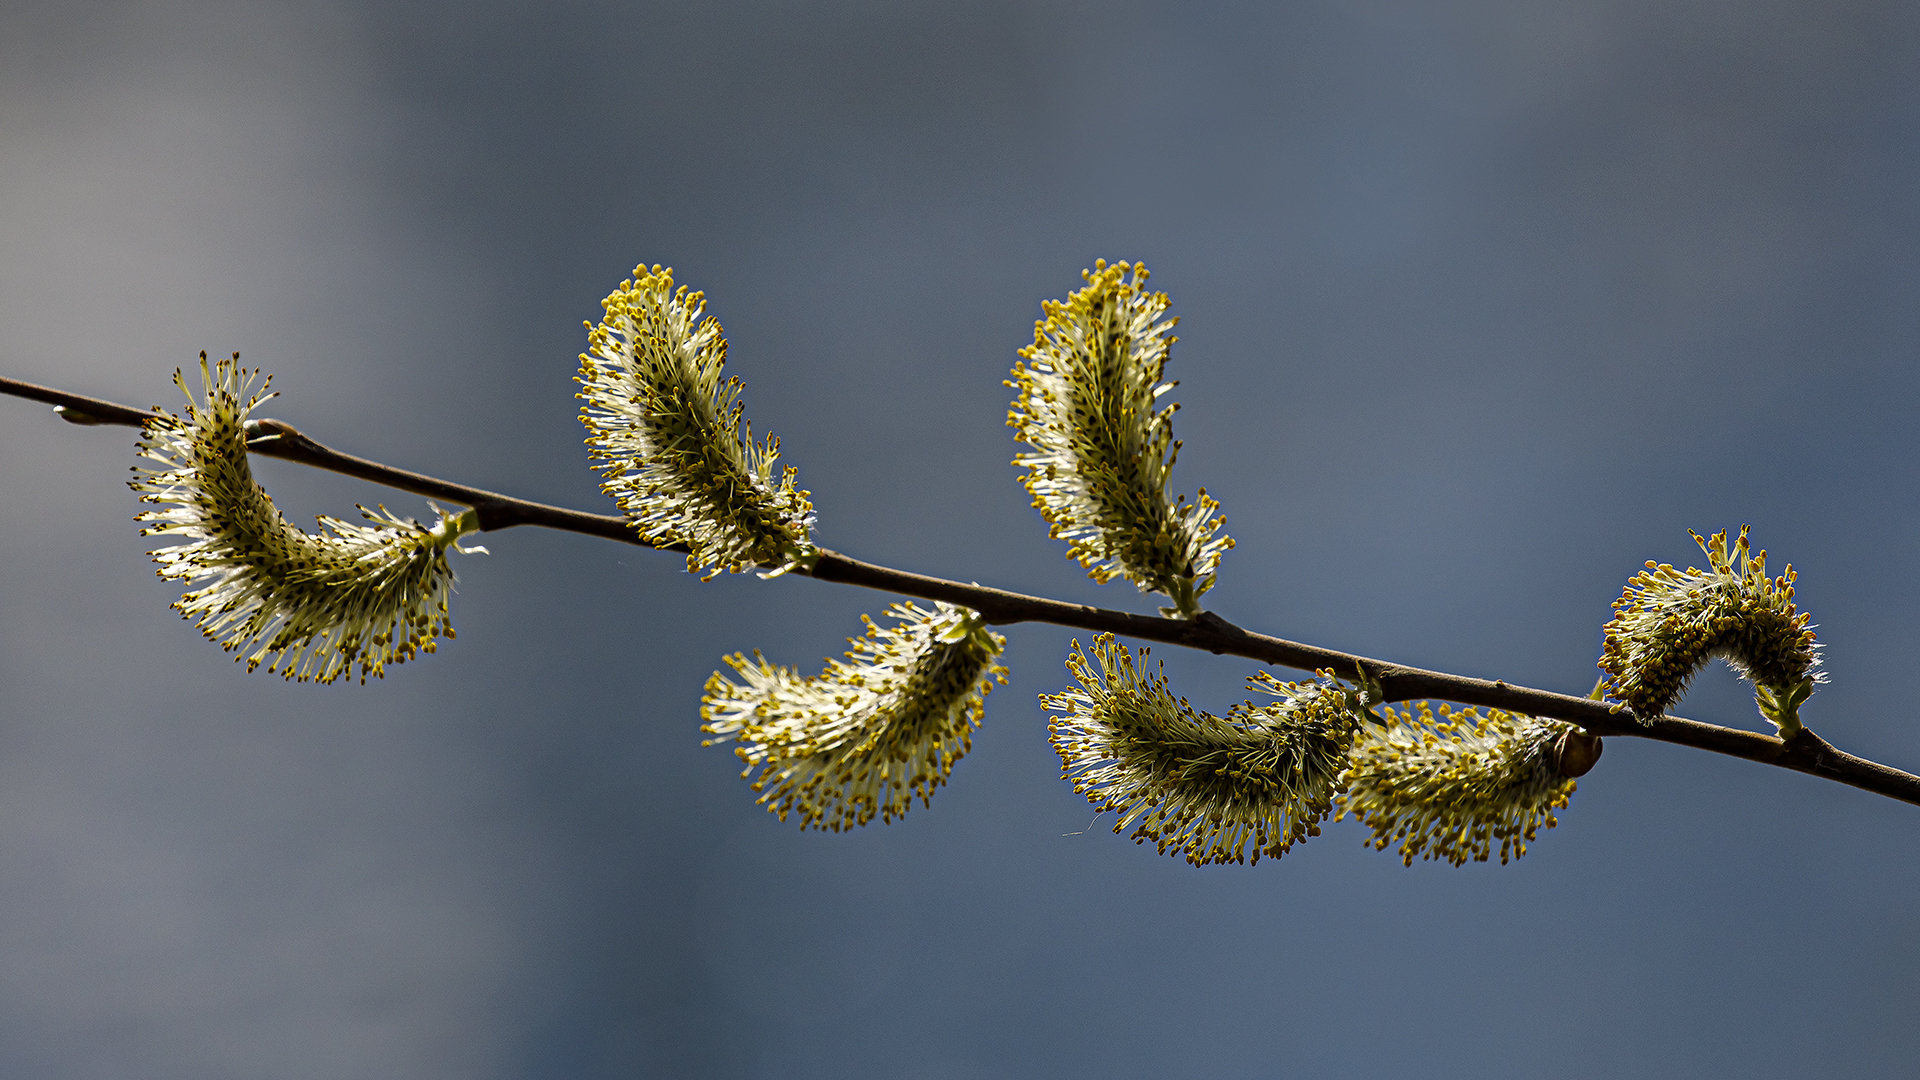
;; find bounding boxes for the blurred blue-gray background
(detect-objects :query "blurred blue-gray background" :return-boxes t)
[3,2,1917,1077]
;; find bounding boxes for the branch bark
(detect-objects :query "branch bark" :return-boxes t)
[7,373,1916,807]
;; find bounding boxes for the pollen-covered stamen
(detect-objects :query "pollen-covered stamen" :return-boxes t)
[577,265,816,579]
[1597,526,1823,731]
[701,603,1008,831]
[1044,635,1364,866]
[131,353,479,685]
[1007,261,1232,618]
[1339,702,1582,867]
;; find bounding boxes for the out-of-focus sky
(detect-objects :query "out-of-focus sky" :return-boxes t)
[2,2,1917,1077]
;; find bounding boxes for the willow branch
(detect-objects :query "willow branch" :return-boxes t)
[0,376,684,551]
[6,374,1916,807]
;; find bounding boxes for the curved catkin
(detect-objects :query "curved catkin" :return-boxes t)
[577,265,815,578]
[1043,635,1363,866]
[1340,703,1580,867]
[701,603,1008,831]
[1598,526,1822,729]
[131,354,478,684]
[1006,261,1232,618]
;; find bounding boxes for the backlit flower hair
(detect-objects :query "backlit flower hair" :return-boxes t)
[578,265,816,578]
[702,602,1008,831]
[131,353,480,684]
[1340,702,1592,867]
[1598,526,1822,736]
[1007,261,1232,618]
[1043,635,1366,865]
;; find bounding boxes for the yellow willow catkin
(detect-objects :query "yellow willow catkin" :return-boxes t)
[1598,526,1821,730]
[131,353,478,684]
[1043,635,1364,866]
[578,265,815,578]
[701,603,1008,831]
[1340,703,1580,867]
[1007,261,1231,618]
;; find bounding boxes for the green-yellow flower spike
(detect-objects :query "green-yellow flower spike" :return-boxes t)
[578,265,817,579]
[1007,261,1232,618]
[1043,635,1365,866]
[701,603,1008,831]
[1598,526,1823,735]
[1340,702,1586,867]
[131,353,481,684]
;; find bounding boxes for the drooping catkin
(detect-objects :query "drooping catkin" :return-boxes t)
[1340,703,1581,867]
[702,603,1008,830]
[1044,635,1363,865]
[132,353,477,684]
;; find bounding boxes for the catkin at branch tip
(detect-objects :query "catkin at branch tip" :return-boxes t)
[577,264,815,579]
[701,602,1008,831]
[1007,260,1231,618]
[130,352,479,685]
[1598,526,1822,732]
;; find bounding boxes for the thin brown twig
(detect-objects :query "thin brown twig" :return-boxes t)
[6,373,1916,807]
